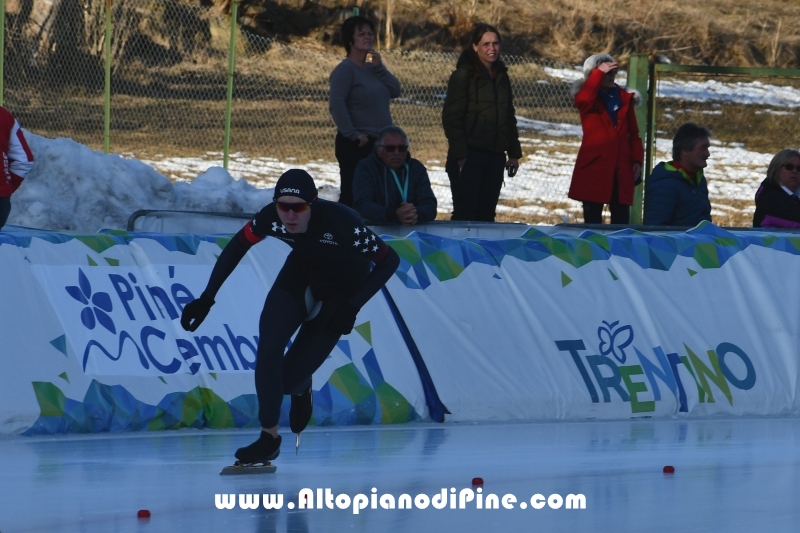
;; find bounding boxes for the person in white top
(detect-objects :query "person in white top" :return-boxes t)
[0,106,34,230]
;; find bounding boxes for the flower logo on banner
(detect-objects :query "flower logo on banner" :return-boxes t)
[597,320,633,364]
[66,269,116,334]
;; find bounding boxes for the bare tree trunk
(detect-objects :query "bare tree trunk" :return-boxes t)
[384,0,394,49]
[83,0,141,67]
[770,19,782,67]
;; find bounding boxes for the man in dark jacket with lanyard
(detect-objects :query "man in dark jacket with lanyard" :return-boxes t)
[353,125,438,226]
[180,169,400,464]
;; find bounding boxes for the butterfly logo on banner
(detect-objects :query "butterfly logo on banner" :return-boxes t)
[597,320,633,364]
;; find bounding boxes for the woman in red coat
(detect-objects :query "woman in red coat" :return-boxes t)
[569,53,644,224]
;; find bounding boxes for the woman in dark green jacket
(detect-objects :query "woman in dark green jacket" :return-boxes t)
[442,23,522,222]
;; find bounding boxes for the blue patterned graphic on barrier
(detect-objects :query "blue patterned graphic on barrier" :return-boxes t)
[388,223,800,288]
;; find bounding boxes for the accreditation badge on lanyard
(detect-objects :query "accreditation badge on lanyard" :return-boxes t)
[390,163,409,202]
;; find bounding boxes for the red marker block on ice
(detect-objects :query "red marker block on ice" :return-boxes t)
[663,466,675,474]
[137,509,151,518]
[471,477,484,485]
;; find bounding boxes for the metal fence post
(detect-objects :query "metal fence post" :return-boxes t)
[645,63,658,210]
[104,0,112,154]
[0,0,5,107]
[627,54,649,224]
[223,0,239,169]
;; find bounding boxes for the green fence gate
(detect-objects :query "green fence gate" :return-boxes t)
[643,64,800,227]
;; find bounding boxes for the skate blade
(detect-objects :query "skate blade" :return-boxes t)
[220,461,277,475]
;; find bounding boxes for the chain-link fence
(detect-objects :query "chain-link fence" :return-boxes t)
[4,0,232,153]
[5,1,800,225]
[4,0,108,146]
[3,0,587,225]
[650,65,800,227]
[229,33,584,223]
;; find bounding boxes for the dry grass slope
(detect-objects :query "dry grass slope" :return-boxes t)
[244,0,800,69]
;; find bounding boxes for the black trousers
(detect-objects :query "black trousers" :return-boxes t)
[335,132,375,208]
[582,176,630,224]
[255,259,347,428]
[0,197,9,230]
[446,148,506,222]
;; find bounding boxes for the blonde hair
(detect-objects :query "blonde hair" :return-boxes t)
[767,149,800,186]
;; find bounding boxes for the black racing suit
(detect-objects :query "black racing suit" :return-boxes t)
[200,199,400,428]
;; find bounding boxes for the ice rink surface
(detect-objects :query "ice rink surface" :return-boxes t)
[2,417,799,532]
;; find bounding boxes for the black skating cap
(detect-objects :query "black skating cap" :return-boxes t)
[273,169,318,203]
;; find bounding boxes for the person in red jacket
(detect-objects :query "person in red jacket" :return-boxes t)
[569,54,644,224]
[0,107,34,230]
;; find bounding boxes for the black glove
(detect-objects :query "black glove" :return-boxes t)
[316,299,359,337]
[180,294,215,332]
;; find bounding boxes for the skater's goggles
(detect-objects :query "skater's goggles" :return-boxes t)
[379,144,408,153]
[276,201,311,213]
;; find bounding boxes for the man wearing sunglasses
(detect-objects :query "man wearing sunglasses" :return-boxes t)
[180,169,400,465]
[352,126,437,226]
[644,122,713,226]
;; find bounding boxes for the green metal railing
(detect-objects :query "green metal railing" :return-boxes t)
[627,54,649,224]
[104,0,112,154]
[222,0,239,168]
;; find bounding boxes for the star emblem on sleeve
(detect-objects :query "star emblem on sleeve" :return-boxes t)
[352,227,378,254]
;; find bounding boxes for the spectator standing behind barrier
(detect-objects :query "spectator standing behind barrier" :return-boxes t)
[329,16,401,208]
[0,107,34,230]
[644,122,712,226]
[753,149,800,228]
[442,23,522,222]
[352,126,437,226]
[568,54,644,225]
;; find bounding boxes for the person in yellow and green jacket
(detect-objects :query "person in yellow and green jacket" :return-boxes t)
[644,122,712,227]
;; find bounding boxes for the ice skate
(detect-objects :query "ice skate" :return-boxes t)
[219,461,277,475]
[290,386,313,453]
[220,432,281,475]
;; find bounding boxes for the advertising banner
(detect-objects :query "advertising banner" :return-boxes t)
[3,223,800,435]
[0,231,427,435]
[386,224,800,421]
